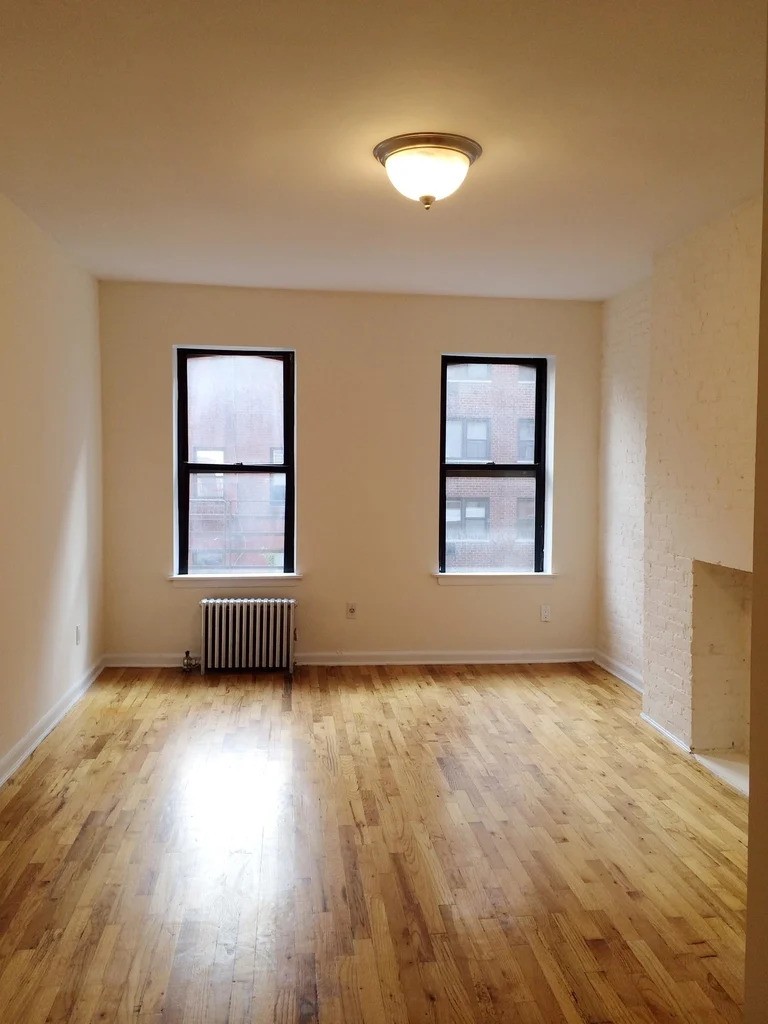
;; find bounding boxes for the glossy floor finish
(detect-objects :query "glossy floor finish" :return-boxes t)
[0,664,747,1023]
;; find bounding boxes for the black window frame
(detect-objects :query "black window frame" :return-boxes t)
[176,348,296,575]
[438,355,548,574]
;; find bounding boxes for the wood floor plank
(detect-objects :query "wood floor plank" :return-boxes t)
[0,663,748,1022]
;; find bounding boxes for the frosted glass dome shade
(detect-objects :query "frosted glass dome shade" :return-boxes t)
[384,147,470,203]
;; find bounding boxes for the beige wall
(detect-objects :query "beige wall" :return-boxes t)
[643,199,762,744]
[597,281,650,687]
[0,196,101,774]
[100,283,601,661]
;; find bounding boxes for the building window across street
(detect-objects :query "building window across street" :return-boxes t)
[446,497,490,540]
[518,417,535,462]
[439,356,547,573]
[446,418,491,461]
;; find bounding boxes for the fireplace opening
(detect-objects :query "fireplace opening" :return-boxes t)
[691,560,752,754]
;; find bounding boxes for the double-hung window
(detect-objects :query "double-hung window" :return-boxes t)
[439,356,547,573]
[176,349,295,575]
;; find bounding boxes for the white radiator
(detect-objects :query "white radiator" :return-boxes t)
[200,598,296,674]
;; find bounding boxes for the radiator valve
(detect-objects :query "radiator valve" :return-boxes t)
[182,650,201,673]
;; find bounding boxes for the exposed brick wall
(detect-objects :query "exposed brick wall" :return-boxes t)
[597,281,650,684]
[643,199,761,745]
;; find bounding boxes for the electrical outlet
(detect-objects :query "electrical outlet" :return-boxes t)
[346,603,357,620]
[540,604,551,623]
[75,625,81,646]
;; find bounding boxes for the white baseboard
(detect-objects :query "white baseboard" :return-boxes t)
[693,752,749,797]
[640,712,692,753]
[0,659,103,788]
[102,653,184,668]
[103,648,595,668]
[295,648,595,666]
[593,651,643,693]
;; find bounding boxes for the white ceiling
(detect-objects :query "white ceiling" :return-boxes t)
[0,0,765,299]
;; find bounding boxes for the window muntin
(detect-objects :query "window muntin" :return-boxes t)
[439,357,547,573]
[177,350,295,575]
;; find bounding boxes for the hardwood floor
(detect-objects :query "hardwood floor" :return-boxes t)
[0,663,747,1023]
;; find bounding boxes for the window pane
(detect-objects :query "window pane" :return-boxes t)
[444,476,536,572]
[188,472,286,573]
[445,363,537,464]
[518,365,536,383]
[187,355,283,465]
[194,449,224,497]
[269,472,286,504]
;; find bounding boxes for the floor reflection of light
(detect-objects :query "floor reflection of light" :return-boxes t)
[179,750,287,866]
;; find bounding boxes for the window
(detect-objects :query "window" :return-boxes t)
[439,357,547,573]
[194,449,224,497]
[176,349,295,575]
[518,417,535,462]
[268,446,287,505]
[447,362,491,381]
[270,474,287,505]
[517,497,535,541]
[446,418,490,461]
[446,498,490,540]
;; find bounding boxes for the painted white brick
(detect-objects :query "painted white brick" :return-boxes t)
[597,281,650,683]
[643,199,761,745]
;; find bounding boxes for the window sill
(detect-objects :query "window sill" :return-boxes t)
[168,572,303,589]
[433,572,556,586]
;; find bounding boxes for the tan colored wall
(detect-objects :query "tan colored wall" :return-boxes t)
[597,281,650,687]
[643,199,762,744]
[100,283,601,661]
[0,196,101,773]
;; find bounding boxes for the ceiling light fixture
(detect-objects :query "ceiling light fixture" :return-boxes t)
[373,132,482,210]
